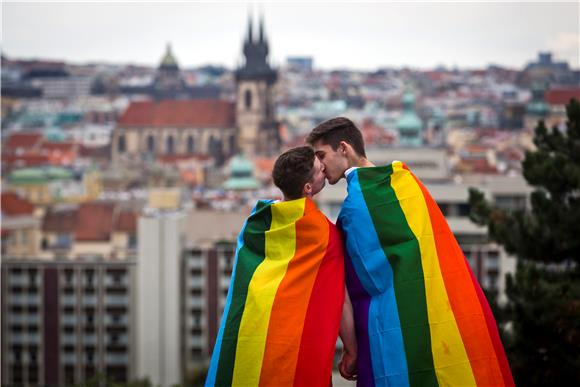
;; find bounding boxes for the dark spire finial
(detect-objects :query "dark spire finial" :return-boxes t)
[246,14,253,43]
[259,13,265,43]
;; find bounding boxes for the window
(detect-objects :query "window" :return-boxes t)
[458,203,470,217]
[245,89,252,110]
[147,135,155,153]
[494,195,526,211]
[56,234,72,249]
[128,234,137,249]
[117,135,126,153]
[187,136,195,153]
[20,230,28,245]
[166,136,175,154]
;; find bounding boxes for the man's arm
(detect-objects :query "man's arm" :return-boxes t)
[339,286,357,380]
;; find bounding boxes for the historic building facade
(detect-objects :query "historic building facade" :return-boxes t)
[112,16,280,167]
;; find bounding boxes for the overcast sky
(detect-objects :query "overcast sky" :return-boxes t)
[2,1,579,71]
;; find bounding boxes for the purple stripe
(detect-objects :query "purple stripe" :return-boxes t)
[345,251,375,387]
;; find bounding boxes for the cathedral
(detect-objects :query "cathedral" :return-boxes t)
[112,16,280,167]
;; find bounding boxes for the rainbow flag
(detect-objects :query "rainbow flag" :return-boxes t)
[338,161,514,387]
[206,197,345,387]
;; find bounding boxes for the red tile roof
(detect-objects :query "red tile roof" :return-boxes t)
[545,88,580,106]
[118,100,236,128]
[1,192,35,216]
[42,207,77,233]
[79,144,111,159]
[75,202,115,242]
[114,211,137,233]
[41,202,136,240]
[40,142,77,153]
[5,133,43,151]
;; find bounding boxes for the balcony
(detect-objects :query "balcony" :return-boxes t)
[61,315,77,326]
[104,277,128,287]
[105,353,128,365]
[9,314,40,325]
[188,336,203,348]
[82,296,98,306]
[105,315,128,326]
[105,335,128,346]
[188,277,204,288]
[9,294,40,305]
[83,335,98,345]
[62,295,77,306]
[105,296,128,307]
[61,334,77,346]
[189,297,204,309]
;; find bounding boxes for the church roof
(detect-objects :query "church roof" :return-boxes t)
[397,91,422,132]
[118,100,236,128]
[160,43,179,69]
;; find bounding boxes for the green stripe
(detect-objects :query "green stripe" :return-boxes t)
[215,201,273,386]
[358,166,438,387]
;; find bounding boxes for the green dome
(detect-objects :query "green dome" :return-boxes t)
[45,166,74,180]
[8,167,74,185]
[402,92,415,106]
[397,90,423,147]
[44,127,67,142]
[54,112,82,126]
[9,168,49,185]
[397,114,423,132]
[397,91,422,132]
[229,154,254,174]
[526,102,550,116]
[223,154,259,190]
[526,82,549,117]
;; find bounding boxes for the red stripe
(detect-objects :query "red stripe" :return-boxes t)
[259,200,329,386]
[405,164,514,386]
[468,268,515,387]
[293,220,345,387]
[413,173,506,385]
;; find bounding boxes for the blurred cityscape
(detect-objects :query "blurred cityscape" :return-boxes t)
[2,13,580,387]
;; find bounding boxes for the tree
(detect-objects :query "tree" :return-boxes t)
[469,98,580,386]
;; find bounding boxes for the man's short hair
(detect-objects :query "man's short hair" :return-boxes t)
[272,146,315,200]
[306,117,366,157]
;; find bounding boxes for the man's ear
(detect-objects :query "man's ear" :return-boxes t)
[303,182,313,196]
[339,141,348,155]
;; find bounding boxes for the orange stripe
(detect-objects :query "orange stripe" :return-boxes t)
[412,173,506,386]
[258,199,329,387]
[293,221,344,387]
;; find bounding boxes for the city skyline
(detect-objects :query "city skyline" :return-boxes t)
[2,1,579,71]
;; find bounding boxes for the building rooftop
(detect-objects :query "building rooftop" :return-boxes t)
[1,192,35,216]
[117,100,236,128]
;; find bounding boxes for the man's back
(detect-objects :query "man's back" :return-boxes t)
[338,162,514,387]
[206,197,345,387]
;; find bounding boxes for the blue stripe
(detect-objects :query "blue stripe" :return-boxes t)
[205,203,263,387]
[339,171,409,387]
[339,171,391,296]
[368,288,410,387]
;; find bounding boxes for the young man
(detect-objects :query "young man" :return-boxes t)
[307,118,514,387]
[206,146,356,387]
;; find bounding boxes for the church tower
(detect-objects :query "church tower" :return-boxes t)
[153,43,188,100]
[235,15,279,155]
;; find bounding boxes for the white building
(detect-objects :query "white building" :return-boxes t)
[137,209,186,386]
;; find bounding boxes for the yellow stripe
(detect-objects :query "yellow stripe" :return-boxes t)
[391,162,477,386]
[231,198,306,386]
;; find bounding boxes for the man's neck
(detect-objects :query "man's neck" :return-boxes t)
[348,155,375,168]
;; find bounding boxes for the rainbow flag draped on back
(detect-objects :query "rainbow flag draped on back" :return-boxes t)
[338,161,514,387]
[206,197,345,387]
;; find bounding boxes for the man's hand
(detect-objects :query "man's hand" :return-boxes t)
[338,349,357,381]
